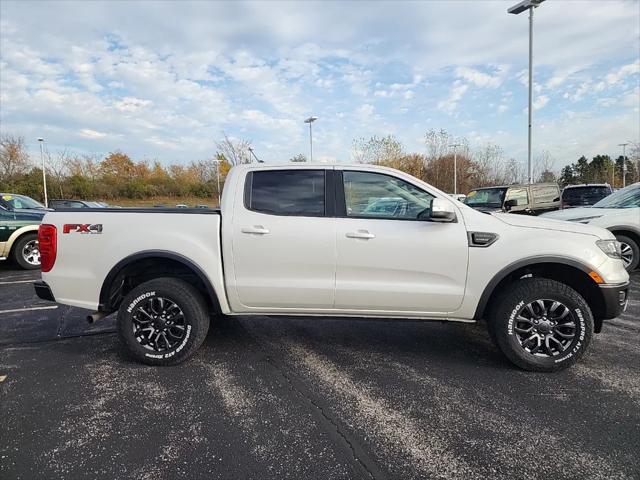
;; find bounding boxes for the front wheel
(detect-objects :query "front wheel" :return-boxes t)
[488,278,593,372]
[615,234,639,272]
[117,277,210,366]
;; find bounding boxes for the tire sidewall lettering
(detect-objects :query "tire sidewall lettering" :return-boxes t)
[127,291,156,313]
[554,307,585,364]
[508,300,525,336]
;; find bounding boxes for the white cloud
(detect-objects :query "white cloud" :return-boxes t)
[533,95,550,110]
[455,65,508,88]
[438,82,468,113]
[79,128,107,139]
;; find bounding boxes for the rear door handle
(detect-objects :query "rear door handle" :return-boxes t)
[241,225,270,235]
[346,230,375,239]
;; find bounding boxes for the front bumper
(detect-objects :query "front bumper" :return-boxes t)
[34,281,56,302]
[599,282,629,320]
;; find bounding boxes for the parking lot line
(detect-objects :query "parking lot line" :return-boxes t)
[0,305,58,315]
[0,280,36,285]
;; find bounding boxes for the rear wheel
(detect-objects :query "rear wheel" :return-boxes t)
[117,277,210,366]
[12,233,40,270]
[615,234,639,272]
[488,278,593,372]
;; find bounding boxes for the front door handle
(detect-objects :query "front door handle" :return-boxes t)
[346,230,375,239]
[241,225,270,235]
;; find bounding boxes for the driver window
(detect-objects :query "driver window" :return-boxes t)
[343,171,434,220]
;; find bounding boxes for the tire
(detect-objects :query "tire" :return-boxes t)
[12,233,41,270]
[615,234,639,272]
[488,278,593,372]
[117,277,210,366]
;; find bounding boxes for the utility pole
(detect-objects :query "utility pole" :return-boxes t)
[38,138,48,207]
[449,143,461,195]
[618,143,629,188]
[304,116,317,162]
[508,0,546,185]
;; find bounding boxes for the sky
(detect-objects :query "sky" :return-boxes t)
[1,0,639,170]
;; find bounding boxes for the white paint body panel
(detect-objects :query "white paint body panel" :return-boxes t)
[43,164,629,320]
[41,212,227,311]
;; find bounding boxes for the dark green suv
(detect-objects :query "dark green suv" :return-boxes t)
[0,194,48,269]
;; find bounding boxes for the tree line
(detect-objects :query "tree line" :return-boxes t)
[1,131,638,205]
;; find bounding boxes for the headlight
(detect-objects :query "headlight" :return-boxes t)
[568,215,603,223]
[596,239,622,259]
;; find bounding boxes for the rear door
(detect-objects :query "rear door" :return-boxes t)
[333,169,468,315]
[229,168,337,311]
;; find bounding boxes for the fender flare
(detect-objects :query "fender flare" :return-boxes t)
[99,250,221,313]
[473,255,596,320]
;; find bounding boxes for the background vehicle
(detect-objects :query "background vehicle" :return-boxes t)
[49,199,108,209]
[0,193,48,212]
[0,194,45,269]
[465,183,560,215]
[560,184,612,209]
[543,182,640,271]
[35,165,629,372]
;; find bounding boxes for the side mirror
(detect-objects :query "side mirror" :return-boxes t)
[429,197,457,222]
[504,199,517,211]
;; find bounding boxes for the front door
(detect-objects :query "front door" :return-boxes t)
[230,168,336,310]
[334,169,468,315]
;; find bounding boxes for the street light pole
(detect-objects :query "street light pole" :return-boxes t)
[527,7,533,185]
[449,143,461,195]
[509,0,545,185]
[214,159,221,206]
[618,143,629,188]
[38,138,48,207]
[304,116,317,162]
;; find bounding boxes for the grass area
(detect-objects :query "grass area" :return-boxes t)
[106,196,219,208]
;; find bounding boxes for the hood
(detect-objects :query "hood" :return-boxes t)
[540,207,611,222]
[492,212,611,239]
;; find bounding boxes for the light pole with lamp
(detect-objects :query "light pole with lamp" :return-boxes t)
[304,116,317,162]
[37,138,48,207]
[508,0,546,185]
[449,143,461,195]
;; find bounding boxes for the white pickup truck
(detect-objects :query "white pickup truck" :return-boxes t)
[34,164,630,371]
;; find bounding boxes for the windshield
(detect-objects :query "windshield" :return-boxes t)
[1,194,46,209]
[592,184,640,208]
[465,188,507,207]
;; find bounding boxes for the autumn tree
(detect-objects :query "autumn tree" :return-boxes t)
[0,134,31,187]
[352,135,404,164]
[215,132,252,166]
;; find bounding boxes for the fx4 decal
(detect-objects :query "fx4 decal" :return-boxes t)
[63,224,103,234]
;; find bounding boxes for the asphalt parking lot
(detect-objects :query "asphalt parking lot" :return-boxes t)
[1,262,639,480]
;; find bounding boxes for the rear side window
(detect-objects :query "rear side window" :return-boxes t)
[245,170,325,216]
[505,187,529,206]
[562,186,611,204]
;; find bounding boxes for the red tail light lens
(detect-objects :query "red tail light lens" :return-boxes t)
[38,224,57,272]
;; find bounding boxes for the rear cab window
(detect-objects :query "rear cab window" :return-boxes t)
[244,169,326,216]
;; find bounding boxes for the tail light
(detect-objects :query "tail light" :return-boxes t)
[38,224,57,272]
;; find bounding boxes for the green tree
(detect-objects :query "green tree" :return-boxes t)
[290,153,307,162]
[559,165,576,186]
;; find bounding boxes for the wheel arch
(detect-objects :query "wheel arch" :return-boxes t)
[608,226,640,247]
[99,250,222,314]
[474,256,608,333]
[6,225,39,256]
